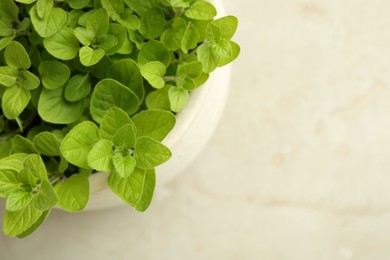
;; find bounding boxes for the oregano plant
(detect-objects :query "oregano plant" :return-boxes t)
[0,0,239,237]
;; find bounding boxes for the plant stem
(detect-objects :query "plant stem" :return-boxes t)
[164,76,177,83]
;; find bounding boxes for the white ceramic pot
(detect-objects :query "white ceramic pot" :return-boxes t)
[85,0,232,211]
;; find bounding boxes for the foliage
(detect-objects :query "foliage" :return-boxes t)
[0,0,239,237]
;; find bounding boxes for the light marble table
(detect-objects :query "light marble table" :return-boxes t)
[2,0,390,259]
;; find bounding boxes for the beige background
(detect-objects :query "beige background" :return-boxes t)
[2,0,390,259]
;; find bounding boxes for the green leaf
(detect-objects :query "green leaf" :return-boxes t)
[107,59,144,100]
[97,35,118,51]
[128,30,144,49]
[17,169,37,188]
[134,136,171,169]
[137,40,171,67]
[87,139,114,171]
[105,23,127,55]
[60,121,100,169]
[17,70,41,90]
[2,86,31,119]
[197,43,220,73]
[185,1,217,20]
[178,76,195,90]
[193,72,209,88]
[160,17,186,51]
[123,0,158,16]
[3,204,43,237]
[218,41,240,67]
[117,32,133,54]
[0,66,18,87]
[211,16,238,40]
[140,61,166,89]
[4,41,31,70]
[74,27,95,46]
[108,167,155,210]
[177,61,203,78]
[112,124,136,148]
[0,169,20,197]
[23,154,48,180]
[38,87,85,124]
[54,174,89,212]
[145,88,171,111]
[176,61,205,90]
[101,0,124,17]
[17,18,31,31]
[99,107,135,140]
[139,8,167,39]
[0,19,15,37]
[33,132,61,156]
[6,191,33,211]
[79,46,105,67]
[33,180,58,210]
[44,27,80,60]
[90,79,140,123]
[168,86,189,113]
[16,209,50,238]
[205,22,221,41]
[11,136,36,154]
[30,6,67,38]
[0,0,19,21]
[213,39,233,58]
[118,10,140,30]
[78,9,96,27]
[15,0,37,3]
[39,60,71,89]
[132,110,176,142]
[36,0,53,19]
[112,152,136,178]
[67,0,90,9]
[68,10,84,28]
[181,21,199,53]
[0,154,28,172]
[167,0,190,7]
[64,74,91,102]
[87,8,109,37]
[133,168,155,211]
[0,36,14,52]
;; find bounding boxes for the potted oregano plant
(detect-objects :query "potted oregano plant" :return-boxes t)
[0,0,239,238]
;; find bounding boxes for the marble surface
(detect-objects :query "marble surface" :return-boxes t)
[2,0,390,259]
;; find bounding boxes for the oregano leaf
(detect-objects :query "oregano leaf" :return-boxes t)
[3,204,43,237]
[112,152,136,178]
[43,28,80,60]
[100,107,135,141]
[112,124,136,149]
[6,191,33,212]
[4,41,31,70]
[60,121,100,169]
[79,46,105,67]
[54,174,89,212]
[0,169,21,197]
[140,61,166,89]
[185,1,217,20]
[134,136,171,169]
[2,86,31,120]
[0,66,18,87]
[30,6,67,38]
[39,60,71,89]
[87,139,114,171]
[132,110,176,142]
[90,79,140,123]
[108,167,155,211]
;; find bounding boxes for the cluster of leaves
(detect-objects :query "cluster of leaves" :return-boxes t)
[0,0,239,237]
